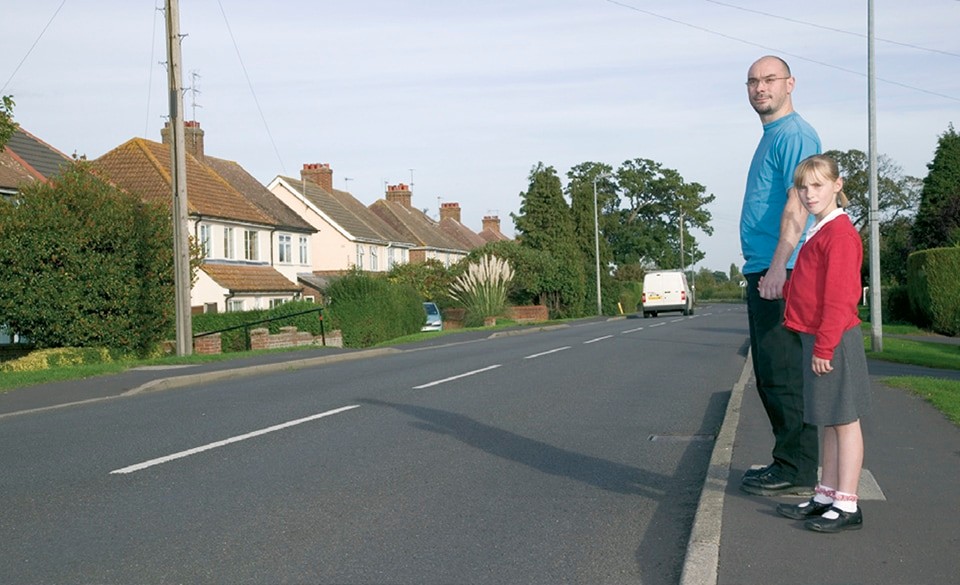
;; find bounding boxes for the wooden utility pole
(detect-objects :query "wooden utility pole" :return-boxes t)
[165,0,192,355]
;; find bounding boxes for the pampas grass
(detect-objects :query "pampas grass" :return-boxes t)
[450,255,514,325]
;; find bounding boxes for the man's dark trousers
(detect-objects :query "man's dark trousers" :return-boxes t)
[744,270,819,486]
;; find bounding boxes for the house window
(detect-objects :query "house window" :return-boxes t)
[223,227,235,259]
[227,299,244,312]
[299,236,308,264]
[356,243,364,269]
[244,230,259,261]
[388,247,396,268]
[270,298,288,309]
[278,234,292,263]
[199,224,211,258]
[370,246,378,271]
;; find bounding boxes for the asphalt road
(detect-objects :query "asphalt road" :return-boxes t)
[1,305,751,584]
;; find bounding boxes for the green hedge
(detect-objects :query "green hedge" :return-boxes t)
[907,247,960,336]
[324,270,424,348]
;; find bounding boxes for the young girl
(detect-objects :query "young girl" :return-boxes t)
[775,154,871,533]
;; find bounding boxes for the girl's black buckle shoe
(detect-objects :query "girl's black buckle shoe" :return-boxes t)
[776,498,832,520]
[804,506,863,533]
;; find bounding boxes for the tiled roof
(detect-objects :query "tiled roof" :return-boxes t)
[368,199,467,252]
[0,149,40,192]
[92,138,275,226]
[5,127,71,180]
[200,263,301,293]
[276,177,411,245]
[439,216,488,250]
[479,227,511,243]
[205,157,314,233]
[326,186,412,244]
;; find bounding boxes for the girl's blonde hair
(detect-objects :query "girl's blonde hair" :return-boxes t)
[793,154,849,207]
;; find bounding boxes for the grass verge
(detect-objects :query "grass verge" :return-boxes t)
[0,345,338,394]
[883,377,960,426]
[864,336,960,371]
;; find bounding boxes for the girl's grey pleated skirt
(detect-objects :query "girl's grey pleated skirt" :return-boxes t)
[799,327,872,426]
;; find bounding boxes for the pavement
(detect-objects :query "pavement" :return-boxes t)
[3,329,960,584]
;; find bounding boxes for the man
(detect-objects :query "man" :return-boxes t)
[739,55,821,496]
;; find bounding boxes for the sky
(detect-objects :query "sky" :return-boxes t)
[3,0,958,273]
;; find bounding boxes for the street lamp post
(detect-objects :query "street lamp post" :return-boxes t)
[592,173,611,316]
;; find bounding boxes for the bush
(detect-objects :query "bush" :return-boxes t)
[907,247,960,336]
[0,347,116,372]
[619,281,643,313]
[0,161,175,356]
[325,270,423,347]
[881,284,915,325]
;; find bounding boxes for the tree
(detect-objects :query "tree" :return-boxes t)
[387,258,455,306]
[825,148,921,232]
[0,161,176,355]
[511,163,586,316]
[912,125,960,250]
[879,216,914,285]
[611,158,714,270]
[566,162,618,313]
[0,95,15,151]
[729,263,742,282]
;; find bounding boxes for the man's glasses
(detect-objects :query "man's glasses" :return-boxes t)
[745,76,790,89]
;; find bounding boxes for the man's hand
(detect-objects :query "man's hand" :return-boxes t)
[758,265,788,299]
[812,356,833,376]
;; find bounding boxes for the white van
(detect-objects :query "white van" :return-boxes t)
[641,270,693,318]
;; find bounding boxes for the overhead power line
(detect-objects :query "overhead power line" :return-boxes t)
[603,0,960,103]
[705,0,960,59]
[215,0,286,175]
[1,0,68,94]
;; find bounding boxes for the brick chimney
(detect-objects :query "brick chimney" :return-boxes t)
[301,163,333,192]
[482,215,502,234]
[439,201,461,223]
[160,120,205,161]
[386,183,412,208]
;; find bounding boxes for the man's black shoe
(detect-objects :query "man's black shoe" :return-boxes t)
[741,463,774,482]
[740,469,814,497]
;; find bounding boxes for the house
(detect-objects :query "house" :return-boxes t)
[0,126,73,344]
[0,126,71,201]
[368,183,471,266]
[92,122,311,313]
[437,202,489,251]
[478,214,511,244]
[268,163,416,275]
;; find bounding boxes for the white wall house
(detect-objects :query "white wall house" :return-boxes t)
[93,123,311,314]
[268,163,415,273]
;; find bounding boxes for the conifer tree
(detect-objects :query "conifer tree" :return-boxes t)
[912,124,960,250]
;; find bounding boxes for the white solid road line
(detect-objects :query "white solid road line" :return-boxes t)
[110,404,361,475]
[413,364,502,389]
[524,346,571,360]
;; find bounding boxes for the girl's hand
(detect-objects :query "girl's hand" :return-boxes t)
[812,356,833,376]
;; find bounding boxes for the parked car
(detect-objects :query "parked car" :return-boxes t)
[422,301,443,332]
[641,270,693,317]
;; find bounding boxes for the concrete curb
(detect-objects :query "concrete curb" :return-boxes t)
[0,348,402,420]
[679,352,752,585]
[126,347,403,395]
